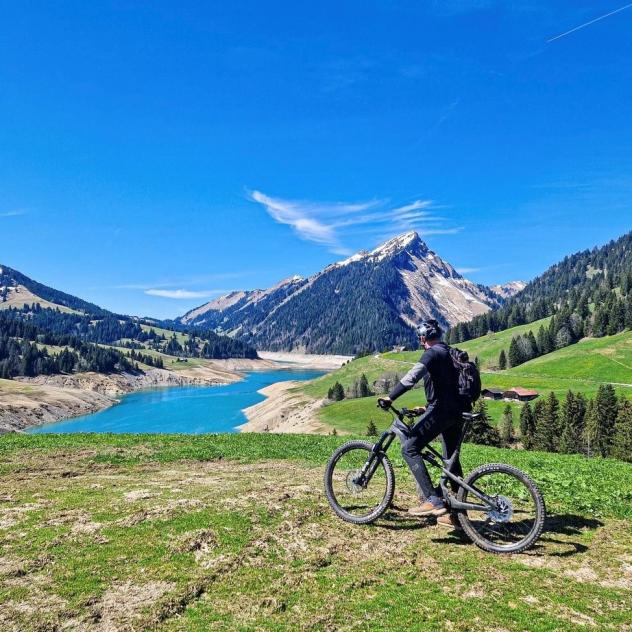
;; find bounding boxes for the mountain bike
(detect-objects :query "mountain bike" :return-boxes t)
[324,401,546,554]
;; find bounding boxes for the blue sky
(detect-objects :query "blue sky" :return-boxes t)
[1,1,631,318]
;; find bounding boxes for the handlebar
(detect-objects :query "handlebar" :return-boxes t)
[376,399,418,420]
[377,398,481,424]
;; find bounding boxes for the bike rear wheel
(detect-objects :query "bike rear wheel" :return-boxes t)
[324,440,394,525]
[457,463,545,554]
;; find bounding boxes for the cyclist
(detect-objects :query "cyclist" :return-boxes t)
[379,319,465,527]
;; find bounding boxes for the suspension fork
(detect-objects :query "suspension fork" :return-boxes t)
[356,431,395,486]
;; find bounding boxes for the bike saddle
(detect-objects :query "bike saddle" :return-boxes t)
[462,412,481,421]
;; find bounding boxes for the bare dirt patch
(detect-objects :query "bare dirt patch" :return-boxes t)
[92,580,176,630]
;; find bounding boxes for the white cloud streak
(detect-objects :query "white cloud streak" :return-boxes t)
[249,190,456,254]
[0,210,26,218]
[145,289,224,299]
[548,3,632,43]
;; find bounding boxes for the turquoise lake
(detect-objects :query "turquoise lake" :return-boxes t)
[26,369,324,434]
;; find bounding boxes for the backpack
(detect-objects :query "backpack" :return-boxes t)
[448,346,481,408]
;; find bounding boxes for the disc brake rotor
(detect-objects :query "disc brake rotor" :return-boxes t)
[345,469,364,495]
[487,495,514,523]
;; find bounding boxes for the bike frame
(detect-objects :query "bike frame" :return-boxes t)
[357,407,500,513]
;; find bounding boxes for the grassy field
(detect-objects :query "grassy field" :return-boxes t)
[508,331,632,384]
[383,317,552,370]
[306,330,632,434]
[0,285,80,314]
[0,433,630,631]
[141,324,191,346]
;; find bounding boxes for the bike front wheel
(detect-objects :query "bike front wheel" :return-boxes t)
[457,463,546,554]
[324,440,395,525]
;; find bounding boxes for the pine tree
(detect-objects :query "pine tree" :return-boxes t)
[359,374,372,398]
[585,384,618,457]
[559,391,587,454]
[498,349,507,370]
[508,337,524,368]
[328,382,345,401]
[592,305,608,338]
[527,331,539,358]
[366,419,378,436]
[533,392,560,452]
[519,402,536,450]
[583,398,595,456]
[625,293,632,330]
[577,294,590,321]
[464,400,501,447]
[537,325,550,355]
[499,404,514,445]
[622,272,632,296]
[611,398,632,462]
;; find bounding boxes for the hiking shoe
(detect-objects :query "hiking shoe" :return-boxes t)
[436,513,462,531]
[408,501,447,517]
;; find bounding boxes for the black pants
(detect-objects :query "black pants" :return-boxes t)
[401,409,463,504]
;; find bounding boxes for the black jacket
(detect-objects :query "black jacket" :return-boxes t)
[389,342,460,415]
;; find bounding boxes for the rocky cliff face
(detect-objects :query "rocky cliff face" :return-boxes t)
[179,232,505,355]
[490,281,527,300]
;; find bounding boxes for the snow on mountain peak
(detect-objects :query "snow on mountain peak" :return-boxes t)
[335,232,425,267]
[370,231,424,260]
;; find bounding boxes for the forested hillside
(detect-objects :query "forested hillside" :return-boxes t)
[0,311,135,378]
[0,265,110,316]
[448,231,631,343]
[0,266,258,381]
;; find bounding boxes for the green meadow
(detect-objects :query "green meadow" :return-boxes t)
[301,328,632,434]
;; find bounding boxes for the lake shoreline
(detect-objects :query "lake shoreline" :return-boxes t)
[2,354,345,434]
[0,364,244,434]
[239,380,330,434]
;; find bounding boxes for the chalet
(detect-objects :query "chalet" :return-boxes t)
[503,387,539,402]
[392,345,408,353]
[481,388,503,400]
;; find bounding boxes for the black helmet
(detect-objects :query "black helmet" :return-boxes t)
[416,319,442,341]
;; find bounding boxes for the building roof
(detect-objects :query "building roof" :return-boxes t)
[505,387,539,396]
[482,388,503,394]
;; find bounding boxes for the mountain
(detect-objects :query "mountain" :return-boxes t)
[0,264,110,316]
[490,281,526,299]
[178,232,504,355]
[0,265,258,381]
[448,230,632,344]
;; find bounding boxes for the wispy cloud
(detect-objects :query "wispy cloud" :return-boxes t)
[548,3,632,43]
[144,289,224,300]
[249,190,457,254]
[0,210,26,218]
[456,267,481,274]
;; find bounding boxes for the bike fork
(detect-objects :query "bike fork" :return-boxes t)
[357,432,395,487]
